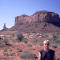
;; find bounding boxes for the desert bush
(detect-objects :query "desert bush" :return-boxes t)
[17,34,24,42]
[9,53,16,56]
[51,34,60,45]
[27,44,32,47]
[23,50,32,54]
[52,45,57,48]
[0,37,4,44]
[4,39,12,46]
[54,40,60,44]
[3,47,9,52]
[53,35,58,41]
[39,42,43,46]
[17,34,28,43]
[31,39,43,46]
[17,48,23,52]
[4,38,9,43]
[49,34,58,43]
[20,50,37,58]
[42,34,48,38]
[31,39,38,45]
[4,52,9,56]
[22,38,28,43]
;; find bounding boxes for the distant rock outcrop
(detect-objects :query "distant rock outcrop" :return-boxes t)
[2,24,8,31]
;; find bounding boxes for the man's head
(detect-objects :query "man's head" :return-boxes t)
[43,40,50,50]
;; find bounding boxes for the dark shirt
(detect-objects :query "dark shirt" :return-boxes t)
[40,49,55,60]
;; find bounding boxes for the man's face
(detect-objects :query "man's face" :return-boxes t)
[44,42,49,50]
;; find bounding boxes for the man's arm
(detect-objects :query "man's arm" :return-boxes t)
[54,51,56,60]
[38,52,41,60]
[54,53,56,60]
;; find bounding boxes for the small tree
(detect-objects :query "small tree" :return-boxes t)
[17,34,24,42]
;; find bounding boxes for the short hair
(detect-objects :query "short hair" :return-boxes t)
[43,40,50,44]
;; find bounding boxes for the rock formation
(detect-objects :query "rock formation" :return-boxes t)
[15,11,60,26]
[1,10,60,34]
[2,24,8,31]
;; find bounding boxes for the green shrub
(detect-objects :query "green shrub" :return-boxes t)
[53,35,58,41]
[31,39,38,45]
[9,53,16,56]
[17,34,28,43]
[42,34,48,38]
[40,42,43,46]
[17,34,24,42]
[4,52,9,56]
[52,45,57,48]
[23,50,32,54]
[22,38,28,43]
[20,50,37,58]
[17,48,23,52]
[27,44,32,47]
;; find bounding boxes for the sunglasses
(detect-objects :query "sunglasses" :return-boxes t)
[44,43,49,45]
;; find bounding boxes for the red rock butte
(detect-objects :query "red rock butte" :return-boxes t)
[0,10,60,35]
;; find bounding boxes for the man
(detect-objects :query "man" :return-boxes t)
[38,40,55,60]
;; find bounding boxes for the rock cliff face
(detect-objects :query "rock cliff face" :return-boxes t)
[15,11,60,26]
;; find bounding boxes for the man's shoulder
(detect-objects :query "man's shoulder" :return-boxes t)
[39,49,45,53]
[49,49,55,53]
[49,49,55,55]
[39,49,55,53]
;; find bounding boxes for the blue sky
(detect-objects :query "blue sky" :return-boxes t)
[0,0,60,30]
